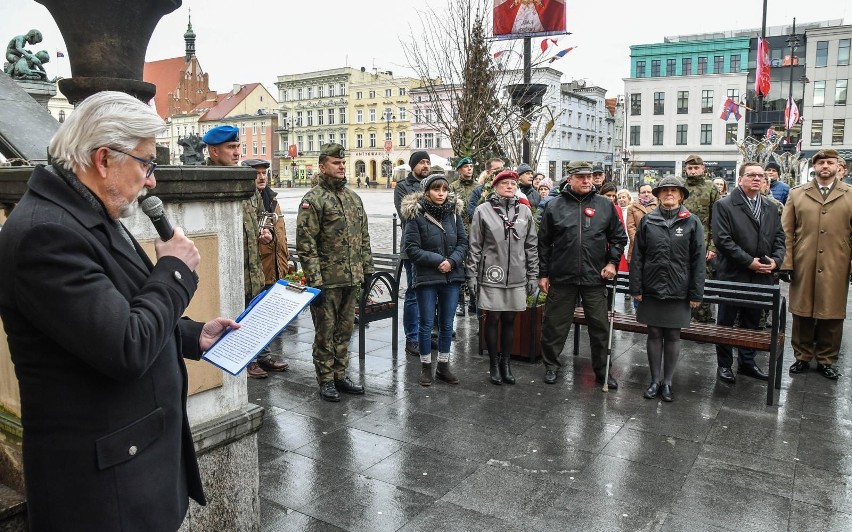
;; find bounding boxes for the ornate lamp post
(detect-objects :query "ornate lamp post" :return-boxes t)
[384,110,395,189]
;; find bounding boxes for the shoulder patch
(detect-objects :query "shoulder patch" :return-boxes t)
[301,202,311,209]
[678,210,691,218]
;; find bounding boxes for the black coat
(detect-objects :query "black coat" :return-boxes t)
[0,165,205,531]
[629,206,706,301]
[402,193,468,287]
[712,187,786,285]
[538,188,627,285]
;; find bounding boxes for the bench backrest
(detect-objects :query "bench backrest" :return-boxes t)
[286,246,399,275]
[612,272,779,311]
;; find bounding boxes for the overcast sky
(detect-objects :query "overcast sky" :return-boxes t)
[1,0,847,100]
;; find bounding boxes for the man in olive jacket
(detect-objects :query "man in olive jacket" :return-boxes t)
[538,161,627,388]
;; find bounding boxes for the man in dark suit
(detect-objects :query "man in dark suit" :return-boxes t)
[0,91,237,530]
[712,161,786,383]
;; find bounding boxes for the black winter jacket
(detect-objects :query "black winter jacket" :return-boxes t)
[394,173,423,259]
[629,206,705,301]
[538,188,627,285]
[402,192,468,287]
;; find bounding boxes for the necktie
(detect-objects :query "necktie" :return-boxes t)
[821,186,830,198]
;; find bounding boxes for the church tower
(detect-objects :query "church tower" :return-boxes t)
[184,11,196,62]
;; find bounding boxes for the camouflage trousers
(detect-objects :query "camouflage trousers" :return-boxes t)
[309,285,358,384]
[691,262,715,323]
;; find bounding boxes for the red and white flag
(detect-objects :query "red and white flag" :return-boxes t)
[755,37,771,97]
[784,96,800,129]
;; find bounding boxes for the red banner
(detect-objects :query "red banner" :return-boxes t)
[755,37,771,97]
[493,0,567,40]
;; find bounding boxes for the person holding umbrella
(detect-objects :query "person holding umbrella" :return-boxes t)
[630,176,705,402]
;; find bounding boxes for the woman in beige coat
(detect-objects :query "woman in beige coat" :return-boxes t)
[626,184,657,263]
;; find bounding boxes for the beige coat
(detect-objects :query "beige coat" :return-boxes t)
[259,200,290,285]
[626,197,657,262]
[781,178,852,319]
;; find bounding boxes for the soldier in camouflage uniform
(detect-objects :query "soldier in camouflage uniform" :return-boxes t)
[450,156,476,316]
[297,143,374,402]
[682,154,721,323]
[203,125,288,378]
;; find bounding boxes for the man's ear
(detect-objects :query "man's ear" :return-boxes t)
[91,147,111,178]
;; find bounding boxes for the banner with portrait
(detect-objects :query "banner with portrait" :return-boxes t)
[493,0,567,40]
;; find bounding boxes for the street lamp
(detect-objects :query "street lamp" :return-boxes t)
[622,154,631,189]
[384,110,395,189]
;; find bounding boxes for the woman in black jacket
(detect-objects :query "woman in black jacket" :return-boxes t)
[402,174,468,387]
[629,176,705,402]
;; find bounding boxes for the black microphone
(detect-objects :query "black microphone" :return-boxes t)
[140,196,173,241]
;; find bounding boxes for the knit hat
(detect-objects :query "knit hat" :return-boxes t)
[764,162,781,172]
[516,163,533,175]
[538,177,554,190]
[492,170,519,187]
[409,150,430,168]
[421,173,449,191]
[652,176,690,200]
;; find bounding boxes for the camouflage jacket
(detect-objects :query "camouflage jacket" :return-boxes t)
[683,173,720,252]
[243,192,266,299]
[449,178,476,229]
[296,173,374,288]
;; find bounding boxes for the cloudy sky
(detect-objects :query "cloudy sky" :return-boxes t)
[1,0,847,99]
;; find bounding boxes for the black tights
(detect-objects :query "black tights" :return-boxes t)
[485,311,516,358]
[646,326,682,385]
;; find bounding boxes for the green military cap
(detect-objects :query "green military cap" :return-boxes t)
[320,143,345,159]
[811,148,840,164]
[566,161,593,175]
[684,154,704,166]
[454,156,473,170]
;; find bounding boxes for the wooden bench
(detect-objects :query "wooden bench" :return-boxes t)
[570,272,786,405]
[288,245,402,359]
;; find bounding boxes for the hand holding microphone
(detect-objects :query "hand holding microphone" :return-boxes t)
[140,196,200,272]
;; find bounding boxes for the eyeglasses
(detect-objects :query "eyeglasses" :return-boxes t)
[743,172,765,179]
[106,147,157,178]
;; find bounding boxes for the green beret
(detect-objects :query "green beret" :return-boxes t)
[320,143,345,159]
[566,161,593,175]
[811,148,840,164]
[455,156,473,170]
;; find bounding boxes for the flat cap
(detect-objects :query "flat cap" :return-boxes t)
[320,143,345,159]
[811,148,840,164]
[684,154,704,166]
[516,163,534,175]
[241,158,270,168]
[201,125,239,145]
[591,164,605,174]
[455,156,473,170]
[566,161,593,175]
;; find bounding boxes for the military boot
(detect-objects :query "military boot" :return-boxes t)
[489,352,502,385]
[419,362,433,387]
[435,358,459,385]
[499,353,516,385]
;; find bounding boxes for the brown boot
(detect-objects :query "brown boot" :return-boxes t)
[435,360,459,384]
[419,362,433,387]
[257,358,289,372]
[246,362,268,379]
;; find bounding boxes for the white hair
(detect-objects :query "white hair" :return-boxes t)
[49,91,166,173]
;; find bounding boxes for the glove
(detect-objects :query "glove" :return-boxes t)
[527,279,537,296]
[467,279,478,297]
[778,270,793,283]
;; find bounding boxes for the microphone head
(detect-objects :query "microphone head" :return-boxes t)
[140,196,165,218]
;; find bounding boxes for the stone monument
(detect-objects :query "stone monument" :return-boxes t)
[3,29,57,107]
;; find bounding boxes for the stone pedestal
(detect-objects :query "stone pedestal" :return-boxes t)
[11,80,56,109]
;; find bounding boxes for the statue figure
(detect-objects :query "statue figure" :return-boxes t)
[4,29,44,77]
[178,133,206,165]
[11,50,50,81]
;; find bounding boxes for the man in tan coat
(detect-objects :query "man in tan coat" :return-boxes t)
[781,149,852,380]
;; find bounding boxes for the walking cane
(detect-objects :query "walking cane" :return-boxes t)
[602,276,618,393]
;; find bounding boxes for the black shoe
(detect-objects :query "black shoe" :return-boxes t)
[817,364,842,380]
[660,384,673,402]
[499,354,515,385]
[789,360,810,374]
[643,382,660,399]
[405,341,420,357]
[717,367,736,383]
[319,382,340,402]
[334,377,365,394]
[595,374,619,390]
[489,354,502,385]
[739,364,769,381]
[456,304,465,317]
[544,369,557,384]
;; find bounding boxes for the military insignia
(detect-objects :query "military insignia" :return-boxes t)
[485,265,505,283]
[301,202,311,209]
[678,210,690,218]
[584,207,595,217]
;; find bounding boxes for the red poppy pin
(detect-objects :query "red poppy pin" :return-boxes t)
[301,202,311,209]
[584,207,595,217]
[678,210,690,218]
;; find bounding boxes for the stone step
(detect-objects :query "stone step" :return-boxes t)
[0,482,26,531]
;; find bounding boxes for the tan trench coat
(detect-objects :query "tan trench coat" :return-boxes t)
[259,201,290,285]
[626,198,657,262]
[781,178,852,319]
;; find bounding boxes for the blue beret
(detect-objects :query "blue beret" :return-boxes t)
[202,125,239,145]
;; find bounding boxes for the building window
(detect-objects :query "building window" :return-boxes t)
[385,88,392,97]
[296,111,303,126]
[811,120,823,145]
[730,54,741,72]
[652,125,664,145]
[383,107,392,121]
[252,142,257,155]
[317,112,324,126]
[425,109,433,123]
[653,92,664,115]
[242,143,247,156]
[636,60,646,77]
[369,133,376,148]
[328,108,335,125]
[369,109,376,122]
[400,87,408,96]
[399,131,406,147]
[814,81,825,106]
[424,133,435,148]
[339,108,346,123]
[414,133,422,148]
[398,107,406,120]
[714,55,724,73]
[651,60,660,77]
[697,57,707,75]
[840,39,851,66]
[307,135,314,151]
[629,125,640,146]
[676,124,688,145]
[339,131,347,147]
[701,90,714,113]
[296,135,303,152]
[727,88,739,102]
[356,134,363,148]
[297,88,303,100]
[726,123,738,145]
[251,122,256,134]
[261,121,266,133]
[306,111,313,126]
[356,110,363,123]
[836,80,848,105]
[833,119,845,144]
[677,91,689,114]
[317,85,324,98]
[328,84,335,97]
[261,142,266,155]
[356,91,363,99]
[630,93,641,115]
[241,122,246,135]
[368,90,376,98]
[667,58,676,76]
[318,134,324,147]
[339,83,346,96]
[815,41,828,67]
[329,133,335,144]
[682,57,692,75]
[384,130,392,142]
[700,124,712,145]
[414,108,421,123]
